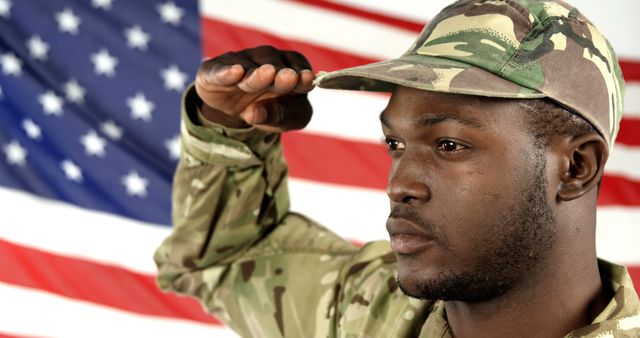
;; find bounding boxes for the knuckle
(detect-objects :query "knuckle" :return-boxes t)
[254,45,278,53]
[285,50,305,60]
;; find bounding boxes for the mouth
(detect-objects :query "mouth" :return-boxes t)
[387,218,435,255]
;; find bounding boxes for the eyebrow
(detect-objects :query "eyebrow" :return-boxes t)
[379,110,485,129]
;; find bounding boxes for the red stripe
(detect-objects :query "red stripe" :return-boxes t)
[599,175,640,206]
[620,59,640,82]
[0,333,35,338]
[616,117,640,146]
[629,266,640,290]
[284,131,640,206]
[287,0,640,90]
[201,17,378,72]
[2,242,640,323]
[0,239,219,325]
[290,0,425,33]
[283,131,390,189]
[202,10,640,83]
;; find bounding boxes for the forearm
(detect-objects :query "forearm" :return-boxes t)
[154,86,290,293]
[154,86,365,337]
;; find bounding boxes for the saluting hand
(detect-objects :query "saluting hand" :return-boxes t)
[195,45,315,133]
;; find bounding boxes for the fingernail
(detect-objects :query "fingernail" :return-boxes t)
[230,64,243,72]
[253,106,267,124]
[259,64,276,72]
[279,68,297,76]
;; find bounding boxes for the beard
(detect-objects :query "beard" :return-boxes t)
[397,150,556,303]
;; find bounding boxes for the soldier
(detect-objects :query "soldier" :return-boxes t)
[154,0,639,337]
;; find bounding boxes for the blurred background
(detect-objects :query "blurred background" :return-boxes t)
[0,0,638,337]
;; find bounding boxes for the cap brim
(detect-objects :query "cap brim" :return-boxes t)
[314,54,546,99]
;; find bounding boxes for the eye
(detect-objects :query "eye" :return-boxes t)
[381,137,406,152]
[437,139,466,152]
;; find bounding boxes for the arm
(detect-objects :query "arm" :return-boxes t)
[154,86,361,336]
[154,47,427,337]
[153,47,362,336]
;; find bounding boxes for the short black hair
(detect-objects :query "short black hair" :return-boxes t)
[518,98,597,150]
[518,98,603,191]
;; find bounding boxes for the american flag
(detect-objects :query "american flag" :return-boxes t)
[0,0,638,336]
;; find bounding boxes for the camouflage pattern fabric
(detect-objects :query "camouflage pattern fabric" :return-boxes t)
[154,87,640,337]
[315,0,625,149]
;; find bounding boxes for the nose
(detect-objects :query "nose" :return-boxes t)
[386,159,431,205]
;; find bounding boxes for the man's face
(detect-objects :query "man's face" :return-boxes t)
[382,86,556,302]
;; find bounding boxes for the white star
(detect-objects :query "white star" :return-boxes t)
[122,171,148,197]
[164,135,180,160]
[1,52,22,76]
[22,119,42,140]
[101,120,123,140]
[127,92,155,121]
[39,91,64,116]
[3,140,27,166]
[0,0,11,18]
[92,0,113,10]
[61,159,83,182]
[158,2,183,25]
[63,79,86,103]
[55,8,81,35]
[80,130,107,157]
[26,35,49,61]
[124,25,151,50]
[160,64,187,92]
[90,48,118,77]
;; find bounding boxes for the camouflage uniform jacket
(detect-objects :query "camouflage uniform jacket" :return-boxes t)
[154,87,640,337]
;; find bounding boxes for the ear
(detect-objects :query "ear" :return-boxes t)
[557,133,608,201]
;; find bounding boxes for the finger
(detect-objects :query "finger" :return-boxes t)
[239,105,269,125]
[252,94,313,131]
[198,52,257,87]
[215,51,259,70]
[242,46,288,72]
[272,68,300,94]
[237,64,277,93]
[293,69,315,93]
[283,50,312,72]
[198,64,245,87]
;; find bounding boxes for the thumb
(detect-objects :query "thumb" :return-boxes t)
[246,94,313,132]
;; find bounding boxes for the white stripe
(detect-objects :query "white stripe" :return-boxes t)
[0,186,167,274]
[309,88,640,182]
[325,0,450,23]
[199,0,417,60]
[607,143,640,181]
[327,0,640,59]
[291,178,640,266]
[624,82,640,116]
[0,282,237,338]
[308,84,640,143]
[597,207,640,265]
[289,178,390,243]
[1,178,639,274]
[199,0,640,68]
[306,88,388,142]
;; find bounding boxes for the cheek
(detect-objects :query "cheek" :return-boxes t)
[432,164,521,250]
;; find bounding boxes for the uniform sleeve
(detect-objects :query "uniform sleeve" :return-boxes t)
[153,86,372,336]
[154,87,432,338]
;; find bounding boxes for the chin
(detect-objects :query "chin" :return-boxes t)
[396,264,512,302]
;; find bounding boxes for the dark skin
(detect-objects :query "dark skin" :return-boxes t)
[195,46,611,337]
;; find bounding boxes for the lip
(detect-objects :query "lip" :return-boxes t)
[387,218,435,255]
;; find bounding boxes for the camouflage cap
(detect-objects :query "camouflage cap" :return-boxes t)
[314,0,625,147]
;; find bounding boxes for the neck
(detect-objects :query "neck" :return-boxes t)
[444,224,610,338]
